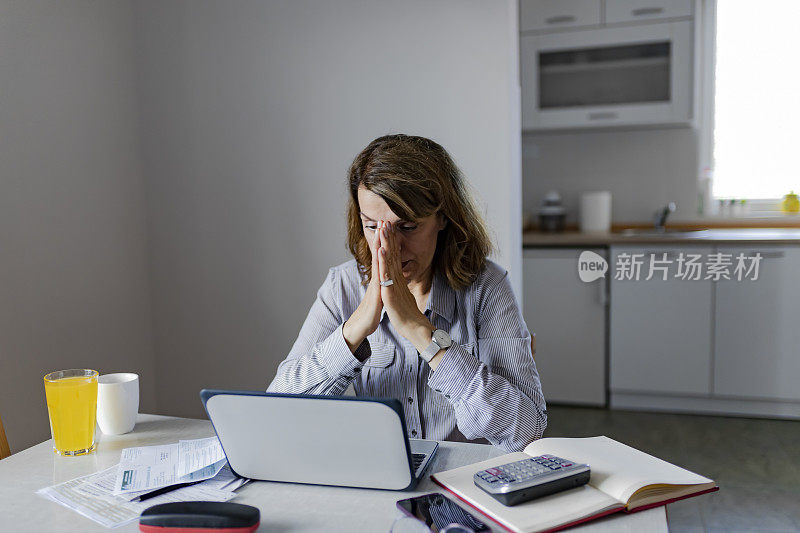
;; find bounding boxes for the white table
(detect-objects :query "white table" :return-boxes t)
[0,414,666,532]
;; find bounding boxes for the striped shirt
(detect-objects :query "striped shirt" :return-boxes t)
[267,259,547,452]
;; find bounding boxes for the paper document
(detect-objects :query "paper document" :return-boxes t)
[114,437,226,494]
[177,437,226,476]
[37,466,236,529]
[200,463,250,492]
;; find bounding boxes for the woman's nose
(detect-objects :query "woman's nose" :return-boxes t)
[393,232,405,251]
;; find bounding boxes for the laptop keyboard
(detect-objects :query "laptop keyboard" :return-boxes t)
[412,453,426,471]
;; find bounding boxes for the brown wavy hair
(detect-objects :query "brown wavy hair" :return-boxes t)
[346,134,492,291]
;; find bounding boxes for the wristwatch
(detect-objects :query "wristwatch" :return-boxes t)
[420,329,452,362]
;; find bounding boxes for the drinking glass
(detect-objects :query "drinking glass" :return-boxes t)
[44,369,99,455]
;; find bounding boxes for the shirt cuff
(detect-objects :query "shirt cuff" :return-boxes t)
[319,324,369,378]
[427,343,480,402]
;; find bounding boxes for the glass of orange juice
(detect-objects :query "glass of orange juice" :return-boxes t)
[44,369,99,456]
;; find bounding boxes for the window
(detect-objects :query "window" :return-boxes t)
[704,0,800,202]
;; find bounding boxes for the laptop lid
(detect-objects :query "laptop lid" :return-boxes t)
[200,390,423,491]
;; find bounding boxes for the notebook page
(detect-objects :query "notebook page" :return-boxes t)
[524,437,712,504]
[432,452,622,533]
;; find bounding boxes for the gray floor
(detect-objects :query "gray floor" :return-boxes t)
[543,406,800,533]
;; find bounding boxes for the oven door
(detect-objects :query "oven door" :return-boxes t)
[521,20,694,131]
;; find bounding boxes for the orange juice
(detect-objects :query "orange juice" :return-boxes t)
[44,370,98,455]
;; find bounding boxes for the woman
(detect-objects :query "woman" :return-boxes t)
[268,134,546,452]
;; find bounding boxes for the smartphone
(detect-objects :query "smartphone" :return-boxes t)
[396,492,491,532]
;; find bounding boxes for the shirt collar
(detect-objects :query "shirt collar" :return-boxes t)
[379,268,455,324]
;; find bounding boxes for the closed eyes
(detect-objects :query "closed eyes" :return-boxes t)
[364,223,417,232]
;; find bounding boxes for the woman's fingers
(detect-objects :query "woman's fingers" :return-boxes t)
[370,221,382,283]
[379,225,390,280]
[383,223,398,282]
[384,222,402,280]
[384,222,402,279]
[379,246,391,285]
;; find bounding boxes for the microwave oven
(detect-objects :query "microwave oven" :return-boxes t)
[521,20,694,131]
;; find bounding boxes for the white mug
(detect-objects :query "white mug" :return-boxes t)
[97,373,139,435]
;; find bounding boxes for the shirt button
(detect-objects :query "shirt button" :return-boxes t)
[434,389,442,393]
[353,367,361,373]
[445,394,451,399]
[411,430,418,437]
[407,397,413,404]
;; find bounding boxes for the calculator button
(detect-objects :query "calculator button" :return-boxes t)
[487,468,501,476]
[562,463,572,467]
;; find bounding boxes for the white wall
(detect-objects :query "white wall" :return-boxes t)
[0,0,156,452]
[133,0,523,417]
[523,128,699,225]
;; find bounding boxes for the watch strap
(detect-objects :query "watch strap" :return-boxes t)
[419,340,441,362]
[420,329,452,362]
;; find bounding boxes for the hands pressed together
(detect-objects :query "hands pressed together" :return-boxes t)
[343,221,436,361]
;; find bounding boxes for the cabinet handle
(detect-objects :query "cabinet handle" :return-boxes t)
[631,7,665,16]
[598,278,608,306]
[588,112,618,120]
[545,15,577,25]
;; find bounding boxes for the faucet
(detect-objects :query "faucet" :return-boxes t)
[653,202,676,232]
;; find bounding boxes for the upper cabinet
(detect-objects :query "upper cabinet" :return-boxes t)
[520,0,601,32]
[605,0,693,24]
[520,0,697,132]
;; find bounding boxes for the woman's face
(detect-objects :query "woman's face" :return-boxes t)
[357,186,446,287]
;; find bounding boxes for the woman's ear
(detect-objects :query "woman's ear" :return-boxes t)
[437,214,448,231]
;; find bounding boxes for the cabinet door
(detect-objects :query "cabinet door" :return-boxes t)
[521,21,693,131]
[605,0,693,24]
[523,248,606,406]
[520,0,601,32]
[714,246,800,401]
[610,245,713,395]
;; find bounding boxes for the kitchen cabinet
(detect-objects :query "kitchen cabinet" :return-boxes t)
[520,0,601,32]
[605,0,693,24]
[609,245,713,395]
[523,248,607,406]
[519,238,800,418]
[520,0,696,131]
[714,246,800,401]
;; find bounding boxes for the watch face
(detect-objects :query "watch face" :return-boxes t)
[432,329,452,348]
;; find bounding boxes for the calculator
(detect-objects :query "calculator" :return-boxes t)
[473,455,590,506]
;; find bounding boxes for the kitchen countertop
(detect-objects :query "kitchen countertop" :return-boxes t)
[523,228,800,247]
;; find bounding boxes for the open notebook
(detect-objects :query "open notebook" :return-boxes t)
[432,436,717,533]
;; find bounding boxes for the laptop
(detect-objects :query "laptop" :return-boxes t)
[200,390,439,490]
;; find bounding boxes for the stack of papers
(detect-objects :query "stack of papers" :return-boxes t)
[37,437,249,529]
[114,437,228,495]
